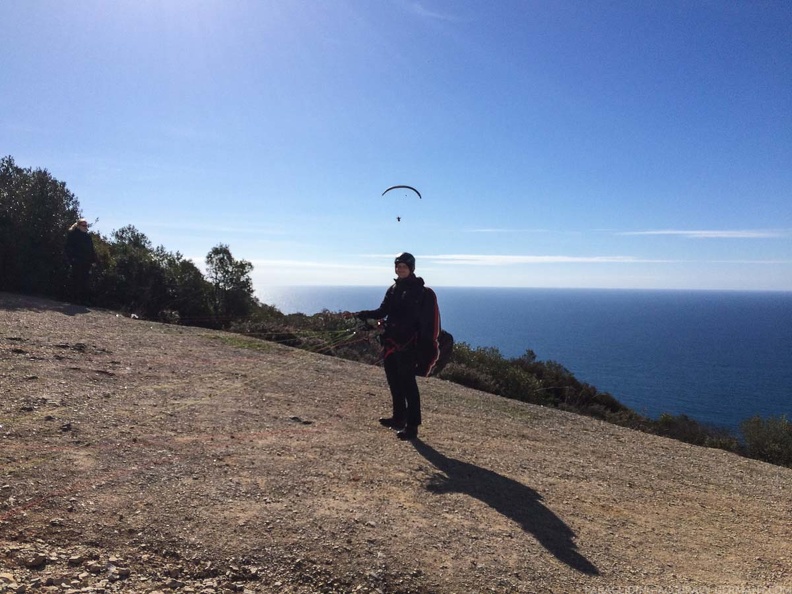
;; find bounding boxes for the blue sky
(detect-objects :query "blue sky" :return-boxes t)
[3,1,791,293]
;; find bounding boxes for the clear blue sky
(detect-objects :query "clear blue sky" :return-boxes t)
[3,1,791,293]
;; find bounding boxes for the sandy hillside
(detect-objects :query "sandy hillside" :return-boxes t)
[1,292,791,594]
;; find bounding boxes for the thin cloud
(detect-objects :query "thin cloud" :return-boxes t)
[422,254,660,265]
[136,221,290,235]
[407,2,464,22]
[420,254,792,266]
[248,259,378,270]
[619,230,786,239]
[466,228,555,234]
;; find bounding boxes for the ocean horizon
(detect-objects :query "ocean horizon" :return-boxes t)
[258,286,792,433]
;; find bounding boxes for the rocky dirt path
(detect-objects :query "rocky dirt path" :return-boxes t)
[1,292,791,593]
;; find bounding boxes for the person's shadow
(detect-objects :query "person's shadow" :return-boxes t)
[412,440,599,575]
[0,292,90,317]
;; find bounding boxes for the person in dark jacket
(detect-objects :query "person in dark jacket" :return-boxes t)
[355,252,440,441]
[65,218,98,305]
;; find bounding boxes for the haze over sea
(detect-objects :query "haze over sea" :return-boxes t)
[259,287,792,433]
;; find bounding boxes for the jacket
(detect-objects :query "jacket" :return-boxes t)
[358,274,441,376]
[65,229,97,265]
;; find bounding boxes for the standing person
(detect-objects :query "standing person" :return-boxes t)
[65,218,97,305]
[355,252,440,441]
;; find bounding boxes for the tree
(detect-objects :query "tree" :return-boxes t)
[205,244,256,323]
[153,248,213,324]
[0,156,82,296]
[94,225,164,315]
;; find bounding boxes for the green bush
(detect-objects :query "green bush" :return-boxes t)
[653,413,741,451]
[94,226,168,316]
[741,415,792,467]
[439,361,502,394]
[447,343,546,404]
[0,156,81,297]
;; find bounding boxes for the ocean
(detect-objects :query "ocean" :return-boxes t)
[258,286,792,433]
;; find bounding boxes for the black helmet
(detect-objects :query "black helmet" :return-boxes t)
[394,252,415,272]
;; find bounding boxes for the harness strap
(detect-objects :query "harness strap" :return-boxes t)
[381,334,417,360]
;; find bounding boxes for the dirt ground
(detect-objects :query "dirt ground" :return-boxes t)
[1,292,791,594]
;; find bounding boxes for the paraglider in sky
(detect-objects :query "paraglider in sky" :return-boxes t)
[382,185,421,222]
[382,185,422,200]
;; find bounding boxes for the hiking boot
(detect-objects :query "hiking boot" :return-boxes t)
[396,426,418,441]
[379,417,405,430]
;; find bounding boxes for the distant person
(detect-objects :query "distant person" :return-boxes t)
[353,252,440,441]
[65,218,97,304]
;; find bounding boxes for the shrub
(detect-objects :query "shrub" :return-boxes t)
[741,415,792,468]
[652,413,740,452]
[439,362,502,394]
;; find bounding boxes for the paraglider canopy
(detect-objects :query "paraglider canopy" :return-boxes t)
[382,185,421,222]
[382,185,422,200]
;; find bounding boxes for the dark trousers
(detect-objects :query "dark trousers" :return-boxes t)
[70,262,92,305]
[383,349,421,428]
